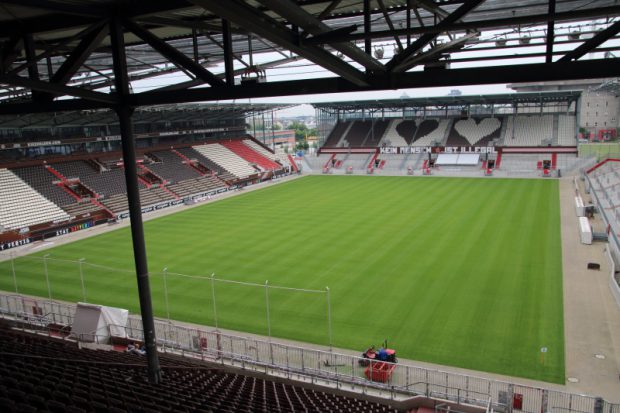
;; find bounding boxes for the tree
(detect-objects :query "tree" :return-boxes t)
[289,121,309,141]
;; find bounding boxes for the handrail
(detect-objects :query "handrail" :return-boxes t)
[0,292,618,413]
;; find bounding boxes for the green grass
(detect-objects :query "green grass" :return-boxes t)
[0,176,564,383]
[579,142,620,161]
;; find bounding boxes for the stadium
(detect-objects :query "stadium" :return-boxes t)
[0,1,619,412]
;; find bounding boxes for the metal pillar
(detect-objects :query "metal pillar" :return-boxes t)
[221,19,235,86]
[78,258,86,302]
[163,267,170,322]
[43,254,51,303]
[546,0,556,63]
[110,16,161,384]
[326,286,332,350]
[265,280,271,340]
[10,252,18,294]
[210,273,218,329]
[363,0,371,55]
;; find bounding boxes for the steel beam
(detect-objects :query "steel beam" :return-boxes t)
[255,0,384,73]
[399,31,479,67]
[109,16,162,385]
[414,0,450,18]
[191,0,369,86]
[0,35,23,74]
[153,55,300,92]
[0,0,105,17]
[546,0,555,63]
[2,59,618,114]
[23,34,43,102]
[0,74,118,104]
[363,0,372,55]
[50,22,109,86]
[386,0,485,72]
[559,20,620,62]
[122,18,224,88]
[221,19,235,86]
[377,0,403,52]
[305,6,620,43]
[131,59,620,106]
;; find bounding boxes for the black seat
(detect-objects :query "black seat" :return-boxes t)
[26,394,47,410]
[16,403,37,413]
[0,397,15,413]
[7,388,25,404]
[47,399,66,413]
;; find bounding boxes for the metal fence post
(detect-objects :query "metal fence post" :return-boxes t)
[163,267,170,322]
[265,280,271,340]
[78,258,86,302]
[10,252,18,294]
[210,273,218,329]
[43,254,51,303]
[326,286,332,350]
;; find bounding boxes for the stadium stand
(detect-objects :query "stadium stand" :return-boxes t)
[336,120,390,147]
[0,326,398,413]
[322,121,351,148]
[364,120,390,147]
[342,120,373,147]
[78,168,138,198]
[503,115,553,146]
[12,166,76,207]
[0,168,70,230]
[100,187,176,213]
[193,144,258,179]
[146,151,202,183]
[167,175,226,198]
[395,120,417,145]
[380,120,409,146]
[242,139,292,168]
[50,160,99,181]
[175,147,236,182]
[447,117,502,146]
[558,115,577,146]
[220,140,281,171]
[62,200,104,217]
[412,119,451,146]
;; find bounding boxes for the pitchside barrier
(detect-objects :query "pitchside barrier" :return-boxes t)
[0,293,617,413]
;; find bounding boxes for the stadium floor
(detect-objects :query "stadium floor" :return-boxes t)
[1,175,619,399]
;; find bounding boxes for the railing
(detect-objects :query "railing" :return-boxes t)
[583,170,620,308]
[0,291,617,413]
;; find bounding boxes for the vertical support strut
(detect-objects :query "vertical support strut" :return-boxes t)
[546,0,556,63]
[221,19,235,86]
[109,16,161,384]
[23,33,42,101]
[363,0,371,55]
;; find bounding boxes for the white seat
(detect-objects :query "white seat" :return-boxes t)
[0,168,70,231]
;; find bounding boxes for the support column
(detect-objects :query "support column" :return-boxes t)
[110,16,161,384]
[363,0,372,56]
[221,19,235,86]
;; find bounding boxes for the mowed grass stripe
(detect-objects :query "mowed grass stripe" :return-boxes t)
[0,176,564,383]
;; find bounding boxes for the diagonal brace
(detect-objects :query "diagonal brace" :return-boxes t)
[559,20,620,62]
[386,0,485,72]
[51,21,109,85]
[122,17,225,88]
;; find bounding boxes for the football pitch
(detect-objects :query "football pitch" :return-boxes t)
[0,175,564,383]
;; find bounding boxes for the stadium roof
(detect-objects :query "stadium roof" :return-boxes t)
[0,1,619,114]
[312,91,581,111]
[0,103,291,129]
